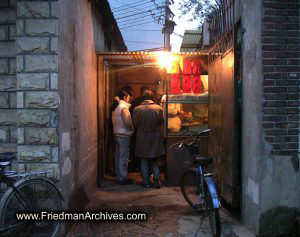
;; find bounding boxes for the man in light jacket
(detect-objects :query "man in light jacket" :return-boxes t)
[133,89,165,188]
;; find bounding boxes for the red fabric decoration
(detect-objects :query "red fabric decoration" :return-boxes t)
[183,60,192,74]
[170,74,181,94]
[193,75,204,93]
[183,75,192,93]
[192,60,201,74]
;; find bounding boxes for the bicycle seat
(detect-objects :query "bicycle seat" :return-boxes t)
[0,152,16,162]
[193,155,212,165]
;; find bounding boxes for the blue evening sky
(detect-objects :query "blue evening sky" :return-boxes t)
[107,0,200,52]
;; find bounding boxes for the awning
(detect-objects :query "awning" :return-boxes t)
[97,51,209,64]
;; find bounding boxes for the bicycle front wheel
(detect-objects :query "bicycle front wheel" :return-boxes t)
[180,170,203,211]
[0,177,62,237]
[204,182,221,237]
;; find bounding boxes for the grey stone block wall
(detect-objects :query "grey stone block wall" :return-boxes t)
[14,0,59,179]
[0,0,17,155]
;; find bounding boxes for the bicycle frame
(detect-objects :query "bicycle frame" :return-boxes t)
[204,175,221,209]
[0,168,64,211]
[189,165,221,209]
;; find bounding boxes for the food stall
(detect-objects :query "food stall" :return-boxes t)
[97,51,209,186]
[157,53,209,186]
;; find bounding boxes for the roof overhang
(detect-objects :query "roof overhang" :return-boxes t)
[97,51,209,66]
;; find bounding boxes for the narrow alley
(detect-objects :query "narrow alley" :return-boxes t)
[66,184,254,237]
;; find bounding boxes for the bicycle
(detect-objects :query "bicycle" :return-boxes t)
[171,129,221,237]
[0,152,64,237]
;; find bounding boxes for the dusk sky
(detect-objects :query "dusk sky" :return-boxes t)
[108,0,200,52]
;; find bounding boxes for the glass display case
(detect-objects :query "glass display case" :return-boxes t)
[161,93,208,136]
[158,55,209,185]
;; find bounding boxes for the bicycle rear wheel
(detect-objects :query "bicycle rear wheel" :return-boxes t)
[180,170,204,211]
[204,182,221,237]
[0,177,62,237]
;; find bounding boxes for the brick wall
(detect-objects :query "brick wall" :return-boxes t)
[0,0,17,153]
[15,0,59,177]
[262,0,300,156]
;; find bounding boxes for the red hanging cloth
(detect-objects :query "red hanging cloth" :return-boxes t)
[183,59,192,74]
[182,60,192,92]
[192,60,201,74]
[193,75,204,93]
[170,74,181,94]
[191,60,202,93]
[183,75,192,93]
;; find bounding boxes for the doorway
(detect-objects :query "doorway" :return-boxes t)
[100,59,166,184]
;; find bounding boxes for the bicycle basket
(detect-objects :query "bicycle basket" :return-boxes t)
[169,138,196,168]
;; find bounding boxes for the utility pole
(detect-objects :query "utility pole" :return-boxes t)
[162,0,175,51]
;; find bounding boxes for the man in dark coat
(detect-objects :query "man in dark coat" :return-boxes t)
[129,85,149,115]
[128,86,149,171]
[133,89,165,188]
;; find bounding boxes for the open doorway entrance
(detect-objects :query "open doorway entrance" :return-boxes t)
[97,51,242,213]
[98,54,166,184]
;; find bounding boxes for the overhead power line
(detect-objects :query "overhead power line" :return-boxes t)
[114,3,164,17]
[121,29,161,31]
[112,0,165,12]
[112,0,154,12]
[115,8,159,20]
[125,40,163,45]
[118,14,164,25]
[116,8,162,21]
[120,20,161,29]
[118,14,152,24]
[173,32,184,38]
[111,0,150,9]
[119,17,163,27]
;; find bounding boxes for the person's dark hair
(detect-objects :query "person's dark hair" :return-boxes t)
[112,90,130,111]
[140,86,150,96]
[142,89,155,101]
[122,85,133,96]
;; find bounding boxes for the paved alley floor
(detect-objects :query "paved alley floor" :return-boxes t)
[66,182,255,237]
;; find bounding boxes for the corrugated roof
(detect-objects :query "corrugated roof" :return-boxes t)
[181,30,202,46]
[97,51,209,61]
[180,48,202,52]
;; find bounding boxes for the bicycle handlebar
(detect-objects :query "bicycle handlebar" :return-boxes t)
[195,128,211,143]
[178,129,211,148]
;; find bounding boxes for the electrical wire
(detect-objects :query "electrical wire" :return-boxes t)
[117,14,153,24]
[114,4,155,16]
[119,17,162,27]
[115,8,159,20]
[116,8,162,22]
[116,8,164,26]
[114,3,164,17]
[121,29,161,31]
[112,0,165,12]
[125,40,163,45]
[111,0,150,9]
[173,32,183,38]
[118,14,164,25]
[120,20,161,29]
[112,0,154,12]
[109,0,171,51]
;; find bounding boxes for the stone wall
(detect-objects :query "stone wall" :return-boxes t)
[15,0,59,178]
[0,0,17,154]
